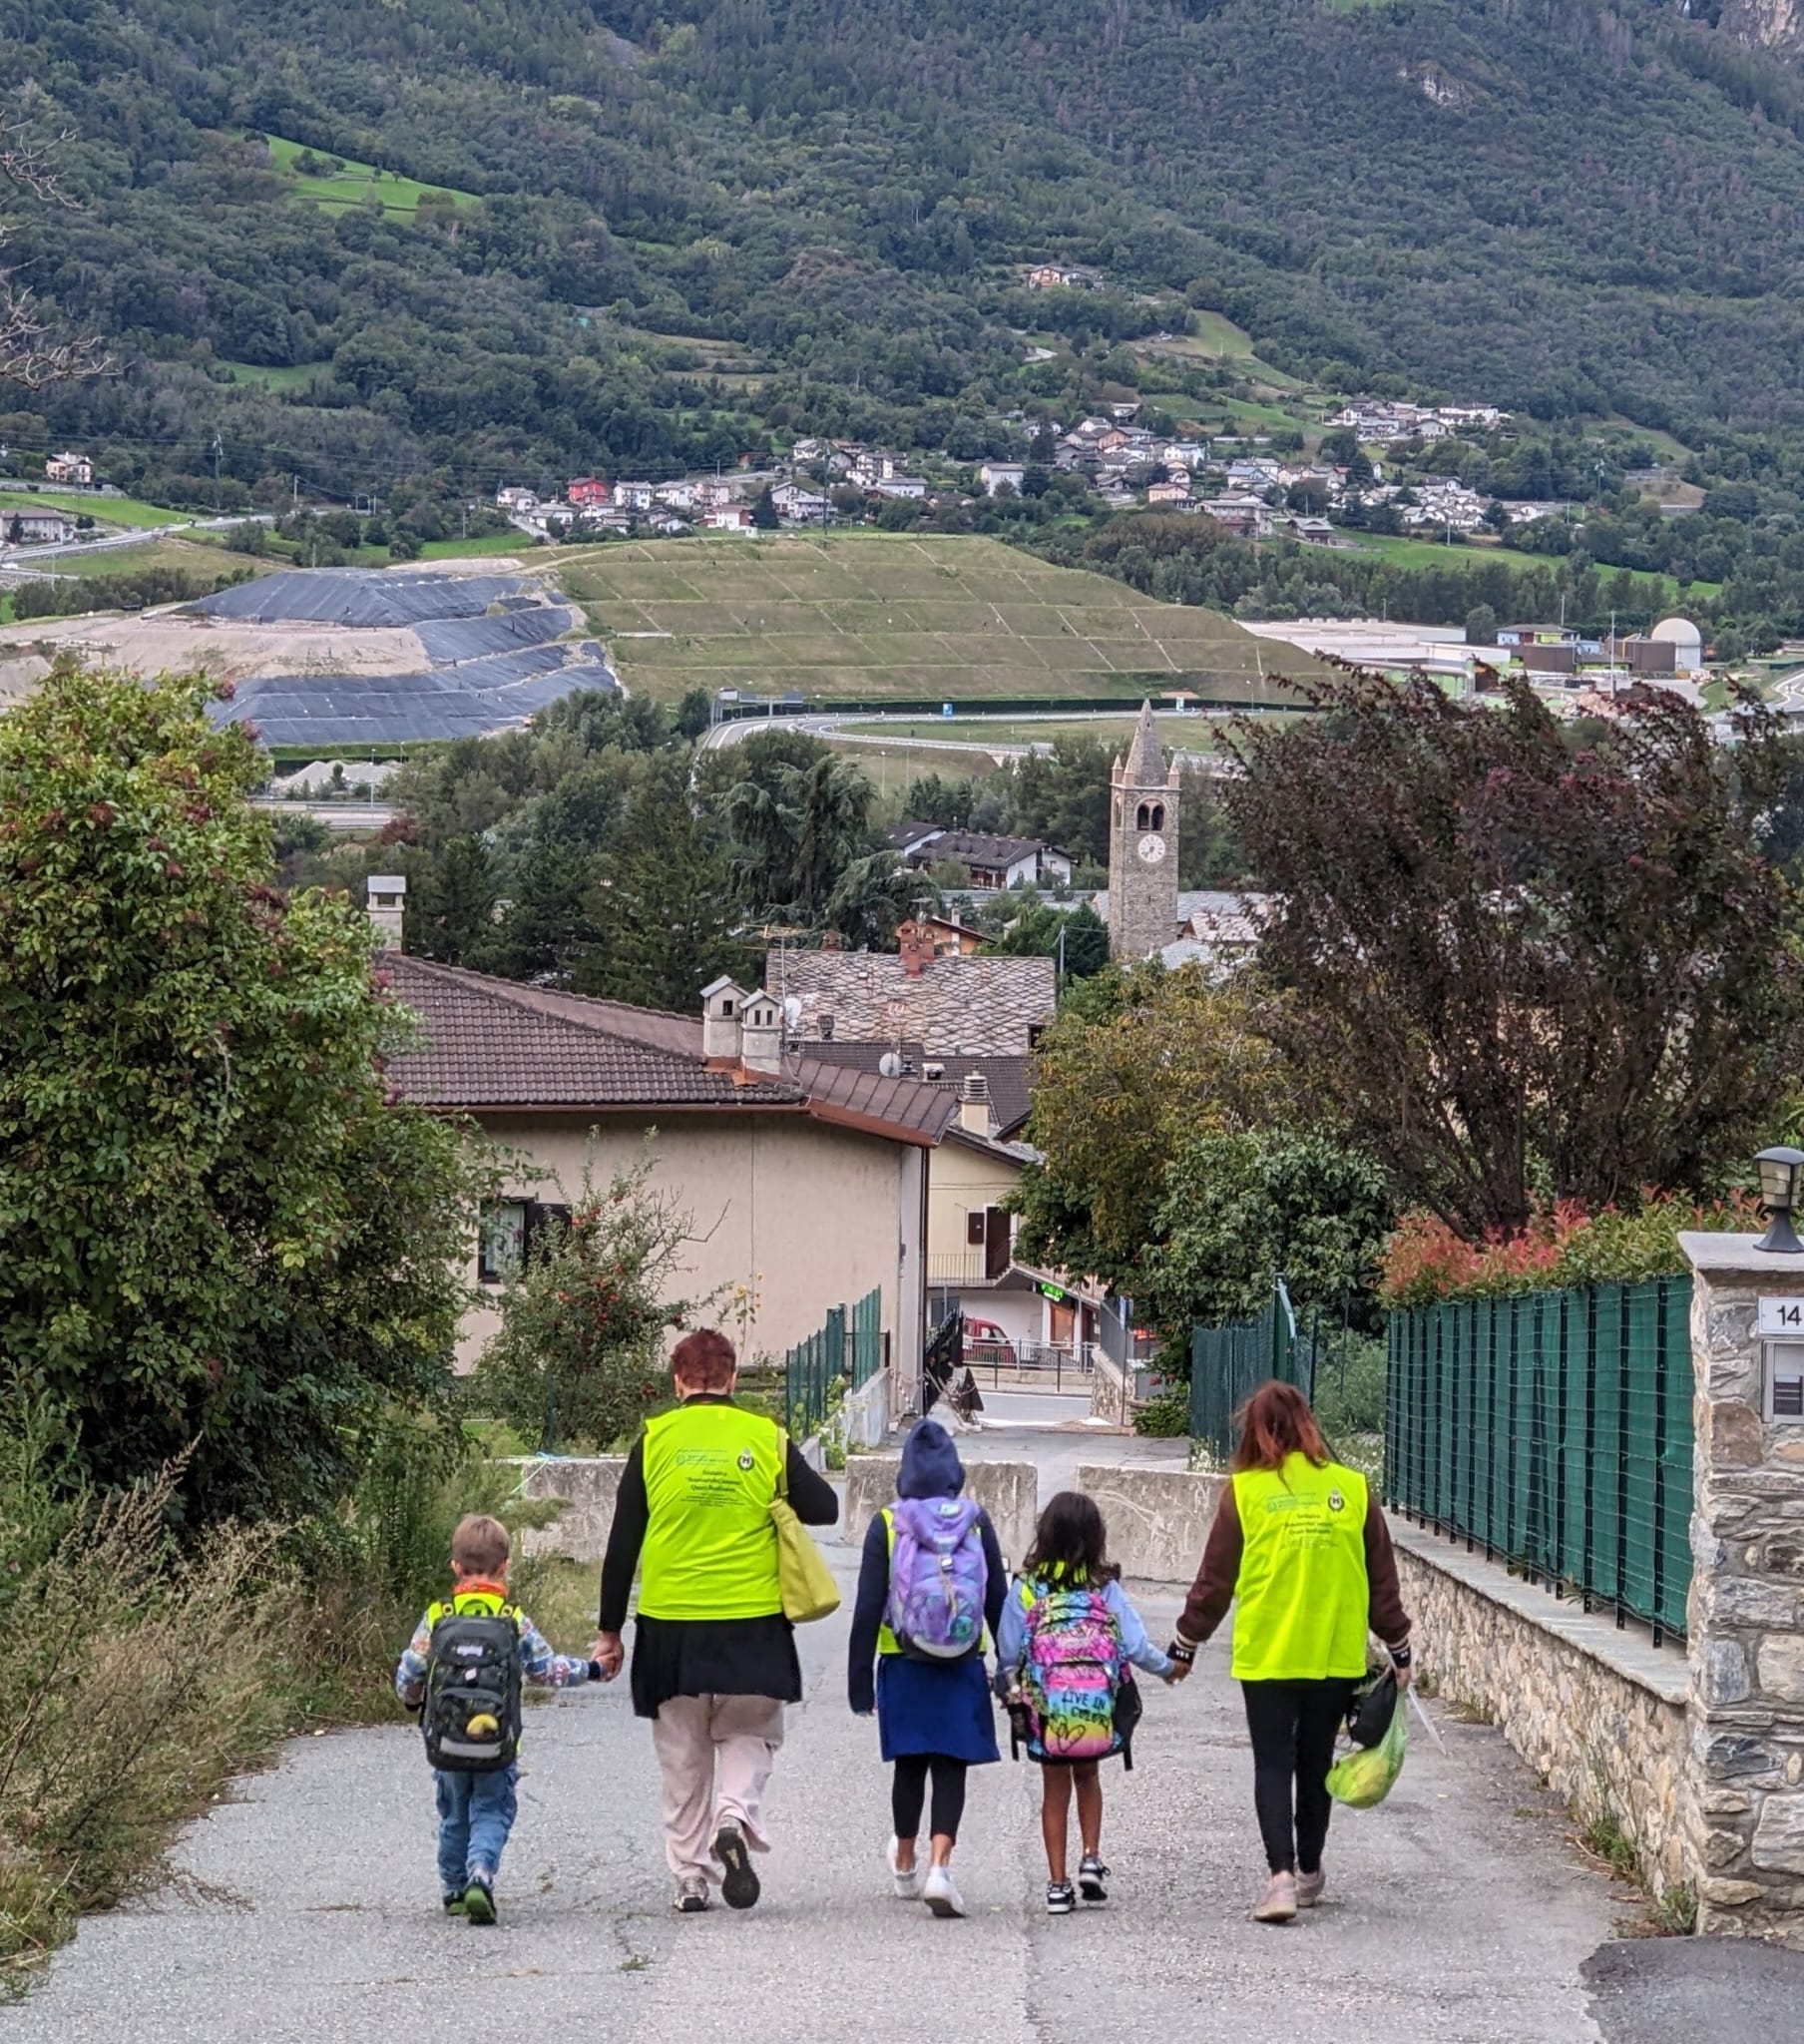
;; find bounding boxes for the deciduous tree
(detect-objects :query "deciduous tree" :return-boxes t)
[1224,671,1804,1237]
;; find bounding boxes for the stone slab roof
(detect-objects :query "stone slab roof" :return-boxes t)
[384,955,955,1145]
[769,950,1056,1057]
[802,1041,1036,1138]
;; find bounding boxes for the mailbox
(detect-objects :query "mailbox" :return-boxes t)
[1759,1300,1804,1421]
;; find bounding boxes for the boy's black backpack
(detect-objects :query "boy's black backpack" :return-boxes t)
[422,1605,523,1773]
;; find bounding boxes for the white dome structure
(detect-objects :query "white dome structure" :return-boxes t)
[1649,616,1704,670]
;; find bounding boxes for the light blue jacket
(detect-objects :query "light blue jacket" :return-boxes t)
[996,1573,1175,1682]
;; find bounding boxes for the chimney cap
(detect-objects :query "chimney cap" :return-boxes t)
[960,1071,990,1102]
[367,874,407,895]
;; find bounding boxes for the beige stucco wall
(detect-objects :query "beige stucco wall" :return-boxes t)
[460,1111,922,1387]
[926,1136,1023,1273]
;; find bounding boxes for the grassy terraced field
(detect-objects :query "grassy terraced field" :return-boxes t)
[259,134,477,219]
[557,533,1324,706]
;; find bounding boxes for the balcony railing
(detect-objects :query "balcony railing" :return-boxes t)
[928,1252,996,1287]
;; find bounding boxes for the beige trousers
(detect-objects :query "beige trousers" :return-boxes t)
[650,1693,786,1884]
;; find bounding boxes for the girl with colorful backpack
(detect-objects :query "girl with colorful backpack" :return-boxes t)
[847,1419,1007,1920]
[997,1490,1175,1915]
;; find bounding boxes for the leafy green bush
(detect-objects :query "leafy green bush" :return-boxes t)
[1133,1380,1192,1437]
[1310,1334,1388,1438]
[475,1148,719,1451]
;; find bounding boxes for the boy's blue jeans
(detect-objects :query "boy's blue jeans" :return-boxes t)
[435,1765,518,1893]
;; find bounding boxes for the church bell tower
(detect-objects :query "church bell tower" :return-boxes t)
[1108,701,1180,962]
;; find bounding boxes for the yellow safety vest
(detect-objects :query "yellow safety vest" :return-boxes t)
[639,1401,784,1622]
[1230,1454,1370,1683]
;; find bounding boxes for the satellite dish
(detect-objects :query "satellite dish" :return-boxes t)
[878,1051,903,1079]
[782,995,803,1029]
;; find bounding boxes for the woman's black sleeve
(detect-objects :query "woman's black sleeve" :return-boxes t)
[784,1438,840,1526]
[847,1514,891,1715]
[979,1511,1008,1640]
[598,1440,649,1633]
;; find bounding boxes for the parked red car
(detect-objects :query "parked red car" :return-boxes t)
[964,1317,1018,1370]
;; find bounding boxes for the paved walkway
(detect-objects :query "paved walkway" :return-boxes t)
[7,1412,1804,2042]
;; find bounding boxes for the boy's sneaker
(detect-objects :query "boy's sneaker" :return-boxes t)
[462,1877,497,1926]
[442,1893,466,1916]
[922,1864,966,1918]
[1296,1866,1326,1909]
[674,1877,710,1913]
[1078,1855,1110,1903]
[1046,1880,1077,1915]
[887,1835,924,1900]
[713,1823,760,1910]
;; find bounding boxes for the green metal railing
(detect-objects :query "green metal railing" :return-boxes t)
[850,1286,884,1389]
[1189,1278,1315,1461]
[785,1286,888,1436]
[1387,1278,1693,1642]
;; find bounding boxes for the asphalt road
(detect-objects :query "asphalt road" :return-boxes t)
[15,1515,1793,2044]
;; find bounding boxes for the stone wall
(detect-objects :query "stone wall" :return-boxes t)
[843,1369,890,1451]
[1680,1234,1804,1944]
[843,1455,1039,1564]
[1393,1526,1691,1899]
[1075,1465,1223,1585]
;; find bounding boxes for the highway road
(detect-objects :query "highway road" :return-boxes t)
[698,706,1232,768]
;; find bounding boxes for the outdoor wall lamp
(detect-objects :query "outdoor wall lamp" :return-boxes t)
[1755,1146,1804,1256]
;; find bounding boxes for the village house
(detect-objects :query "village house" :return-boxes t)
[566,476,610,509]
[708,504,755,533]
[655,480,697,511]
[979,462,1026,497]
[899,830,1073,890]
[495,485,539,513]
[873,476,928,500]
[1198,494,1272,539]
[44,451,93,486]
[613,480,655,513]
[380,929,954,1397]
[1145,477,1192,507]
[770,922,1056,1057]
[771,482,827,524]
[1027,264,1079,289]
[1282,514,1337,545]
[852,449,897,487]
[4,508,77,545]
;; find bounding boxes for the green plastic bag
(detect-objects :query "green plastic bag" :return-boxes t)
[1325,1696,1407,1808]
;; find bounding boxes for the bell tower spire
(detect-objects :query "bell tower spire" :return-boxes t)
[1108,702,1180,962]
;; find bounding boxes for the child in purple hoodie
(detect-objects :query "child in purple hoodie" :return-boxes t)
[847,1420,1006,1920]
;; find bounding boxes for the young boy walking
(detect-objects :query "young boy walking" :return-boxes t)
[395,1513,605,1923]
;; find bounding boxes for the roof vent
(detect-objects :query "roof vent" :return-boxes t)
[923,1061,945,1082]
[958,1070,993,1139]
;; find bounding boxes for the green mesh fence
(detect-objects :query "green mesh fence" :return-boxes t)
[1188,1279,1316,1461]
[1386,1278,1693,1641]
[849,1286,884,1389]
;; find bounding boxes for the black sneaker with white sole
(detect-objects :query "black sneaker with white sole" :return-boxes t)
[1046,1880,1077,1915]
[1078,1855,1110,1902]
[713,1823,761,1910]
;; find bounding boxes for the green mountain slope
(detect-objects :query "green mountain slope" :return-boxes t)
[6,0,1804,503]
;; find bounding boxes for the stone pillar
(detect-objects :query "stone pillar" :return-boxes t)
[1681,1231,1804,1943]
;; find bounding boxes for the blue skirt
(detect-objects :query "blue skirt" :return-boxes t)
[876,1654,1001,1766]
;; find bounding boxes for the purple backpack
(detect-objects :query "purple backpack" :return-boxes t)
[886,1497,987,1661]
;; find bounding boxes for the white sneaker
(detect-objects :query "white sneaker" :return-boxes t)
[887,1836,924,1900]
[922,1864,967,1918]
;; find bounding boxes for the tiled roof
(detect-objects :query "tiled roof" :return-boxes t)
[804,1041,1036,1138]
[769,950,1055,1057]
[905,831,1054,871]
[383,955,956,1145]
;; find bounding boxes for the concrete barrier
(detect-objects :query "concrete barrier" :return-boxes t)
[514,1456,626,1562]
[1074,1464,1223,1585]
[843,1456,1039,1566]
[843,1369,890,1451]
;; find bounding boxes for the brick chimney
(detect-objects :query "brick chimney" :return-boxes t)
[367,874,406,951]
[739,987,783,1076]
[700,976,745,1065]
[899,917,936,977]
[958,1070,993,1138]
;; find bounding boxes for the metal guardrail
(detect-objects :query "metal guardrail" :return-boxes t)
[1387,1278,1693,1644]
[964,1340,1094,1392]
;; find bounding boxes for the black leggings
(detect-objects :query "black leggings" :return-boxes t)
[891,1754,968,1844]
[1241,1679,1354,1875]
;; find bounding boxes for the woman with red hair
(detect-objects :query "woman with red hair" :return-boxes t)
[1166,1380,1412,1924]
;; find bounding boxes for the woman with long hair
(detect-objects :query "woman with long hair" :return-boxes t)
[1165,1380,1412,1924]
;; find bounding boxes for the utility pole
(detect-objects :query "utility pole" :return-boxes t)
[212,431,224,514]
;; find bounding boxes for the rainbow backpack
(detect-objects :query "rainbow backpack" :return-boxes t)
[1020,1582,1137,1769]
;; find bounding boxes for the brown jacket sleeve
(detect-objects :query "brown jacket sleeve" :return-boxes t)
[1364,1496,1411,1649]
[1175,1483,1242,1647]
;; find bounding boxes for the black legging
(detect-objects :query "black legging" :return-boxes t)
[891,1754,968,1843]
[1241,1679,1355,1875]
